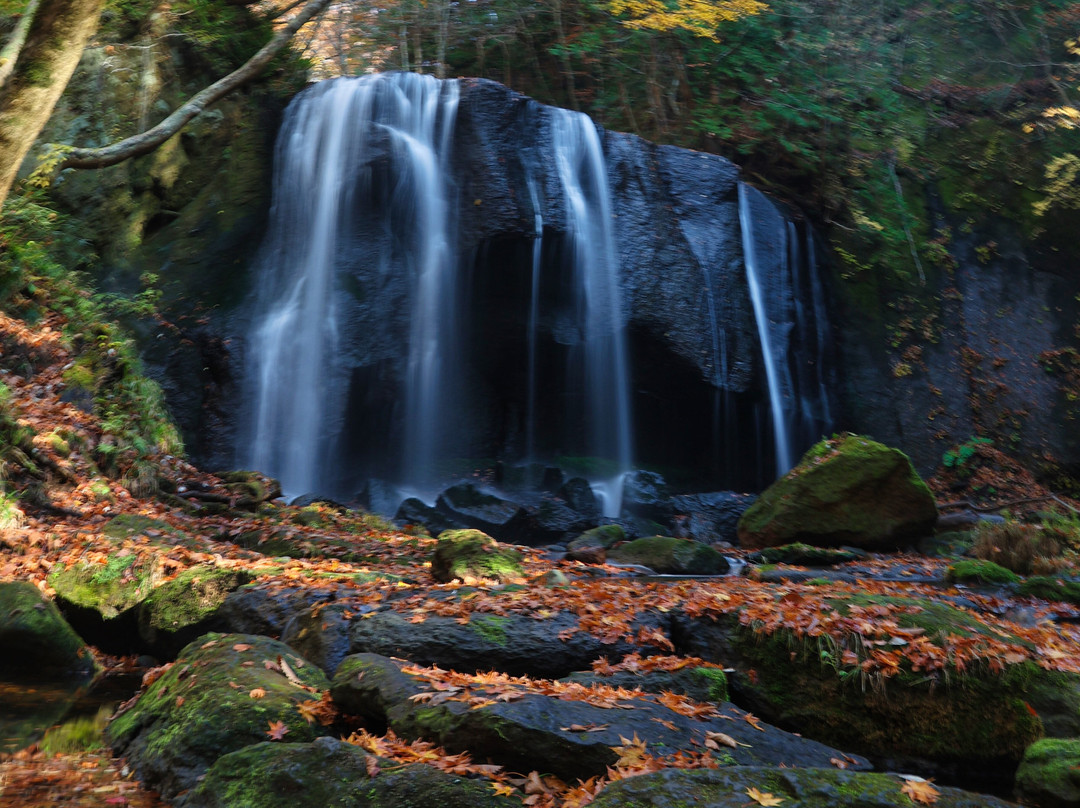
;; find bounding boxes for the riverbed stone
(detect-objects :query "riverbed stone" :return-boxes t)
[737,434,938,551]
[435,483,532,541]
[1015,738,1080,808]
[106,632,330,800]
[589,766,1020,807]
[329,653,869,783]
[430,529,524,584]
[607,535,729,575]
[0,581,96,676]
[181,736,518,808]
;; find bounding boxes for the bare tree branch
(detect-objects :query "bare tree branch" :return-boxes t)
[57,0,332,170]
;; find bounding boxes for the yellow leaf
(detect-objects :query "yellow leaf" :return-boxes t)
[900,777,940,805]
[249,687,266,699]
[746,786,785,806]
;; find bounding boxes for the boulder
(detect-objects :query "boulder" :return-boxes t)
[525,495,595,543]
[106,632,330,800]
[181,736,517,808]
[621,470,673,520]
[430,529,524,584]
[1015,738,1080,808]
[563,665,729,703]
[737,434,938,551]
[668,492,757,544]
[589,766,1019,807]
[748,543,864,567]
[0,581,96,676]
[566,524,625,563]
[395,497,466,536]
[436,483,533,541]
[673,593,1069,779]
[284,605,671,678]
[330,653,869,783]
[607,536,729,575]
[136,563,252,656]
[557,477,601,520]
[215,470,283,510]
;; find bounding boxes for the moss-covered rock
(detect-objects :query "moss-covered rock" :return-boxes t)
[102,514,186,542]
[945,559,1020,585]
[569,524,626,552]
[49,552,163,620]
[136,564,252,656]
[590,766,1019,807]
[606,536,729,575]
[329,653,868,783]
[676,593,1057,772]
[1015,738,1080,808]
[106,632,330,800]
[737,434,938,551]
[183,737,519,808]
[430,529,523,584]
[0,582,96,676]
[751,543,863,567]
[1019,576,1080,607]
[216,470,282,510]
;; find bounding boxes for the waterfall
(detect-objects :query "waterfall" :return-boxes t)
[549,108,633,516]
[243,74,459,498]
[738,182,793,476]
[524,174,543,464]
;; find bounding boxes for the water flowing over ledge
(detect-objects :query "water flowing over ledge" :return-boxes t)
[240,73,834,506]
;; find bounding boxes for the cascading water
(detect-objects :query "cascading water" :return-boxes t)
[524,174,543,464]
[738,182,794,475]
[549,108,633,516]
[243,73,460,498]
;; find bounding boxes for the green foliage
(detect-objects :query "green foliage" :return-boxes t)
[0,191,182,478]
[942,437,993,470]
[944,559,1021,586]
[39,707,111,755]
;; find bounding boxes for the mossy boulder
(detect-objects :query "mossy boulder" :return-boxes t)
[430,529,523,584]
[566,524,625,561]
[136,564,252,656]
[676,593,1059,772]
[330,653,868,783]
[0,582,96,676]
[1015,738,1080,808]
[182,736,519,808]
[590,766,1019,807]
[606,536,729,575]
[750,543,863,567]
[737,434,938,551]
[106,632,330,800]
[49,553,164,620]
[945,559,1020,585]
[215,470,283,510]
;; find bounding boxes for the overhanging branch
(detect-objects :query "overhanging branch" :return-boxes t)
[56,0,332,170]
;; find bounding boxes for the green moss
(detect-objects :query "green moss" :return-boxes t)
[606,536,728,575]
[49,552,157,619]
[40,706,110,755]
[430,530,524,583]
[945,559,1020,585]
[1019,576,1080,607]
[754,543,862,567]
[0,581,96,676]
[1016,738,1080,808]
[738,434,937,550]
[688,667,729,703]
[470,615,511,647]
[138,564,250,636]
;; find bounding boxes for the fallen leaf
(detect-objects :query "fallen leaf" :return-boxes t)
[175,696,185,708]
[746,786,785,806]
[365,756,380,778]
[900,777,940,805]
[249,688,267,699]
[266,720,290,740]
[233,643,253,652]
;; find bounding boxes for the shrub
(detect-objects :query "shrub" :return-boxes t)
[972,522,1065,575]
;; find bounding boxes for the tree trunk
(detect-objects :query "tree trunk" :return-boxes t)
[0,0,104,210]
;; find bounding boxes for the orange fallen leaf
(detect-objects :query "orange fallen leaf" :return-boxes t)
[365,756,381,777]
[266,720,290,740]
[233,643,253,652]
[249,687,267,699]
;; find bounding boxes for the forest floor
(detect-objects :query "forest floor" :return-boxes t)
[2,309,1080,808]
